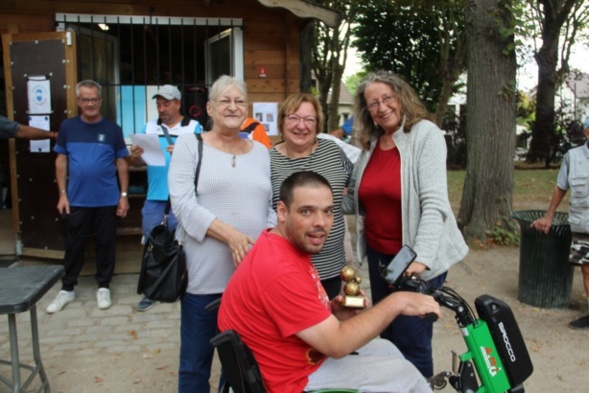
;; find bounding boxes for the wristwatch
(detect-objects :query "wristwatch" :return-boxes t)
[121,192,128,197]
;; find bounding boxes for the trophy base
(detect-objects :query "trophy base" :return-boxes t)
[342,295,365,308]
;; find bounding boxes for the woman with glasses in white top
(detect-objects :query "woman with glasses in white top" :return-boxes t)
[169,75,276,393]
[270,93,353,299]
[343,70,468,379]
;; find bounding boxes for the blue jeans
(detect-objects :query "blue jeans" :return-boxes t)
[366,244,447,378]
[178,292,222,393]
[142,200,178,240]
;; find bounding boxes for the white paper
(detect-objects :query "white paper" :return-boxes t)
[27,76,52,114]
[252,102,279,136]
[28,115,51,153]
[130,133,165,166]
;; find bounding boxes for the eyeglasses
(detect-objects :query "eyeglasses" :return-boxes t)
[214,98,247,108]
[286,114,317,128]
[78,97,101,104]
[366,95,396,112]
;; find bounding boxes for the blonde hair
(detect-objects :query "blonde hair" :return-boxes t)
[353,71,432,150]
[208,75,248,101]
[278,93,324,137]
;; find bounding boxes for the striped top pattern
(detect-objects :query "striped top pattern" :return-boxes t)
[270,138,354,279]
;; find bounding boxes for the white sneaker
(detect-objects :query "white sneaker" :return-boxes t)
[96,288,112,310]
[46,290,75,314]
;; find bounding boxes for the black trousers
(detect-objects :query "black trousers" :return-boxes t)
[61,206,117,291]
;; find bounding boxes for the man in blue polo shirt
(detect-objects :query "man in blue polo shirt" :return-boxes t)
[127,84,201,311]
[47,79,130,313]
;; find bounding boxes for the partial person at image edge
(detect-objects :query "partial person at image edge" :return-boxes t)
[531,116,589,330]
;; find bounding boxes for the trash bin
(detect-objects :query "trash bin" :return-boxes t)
[511,210,574,308]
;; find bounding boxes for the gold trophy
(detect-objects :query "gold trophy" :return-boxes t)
[340,266,365,308]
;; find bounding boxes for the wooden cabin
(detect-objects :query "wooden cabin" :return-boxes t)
[0,0,339,268]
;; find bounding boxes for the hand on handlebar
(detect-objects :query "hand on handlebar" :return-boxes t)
[394,292,442,321]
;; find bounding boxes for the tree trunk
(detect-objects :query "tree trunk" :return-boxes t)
[328,63,344,132]
[530,40,559,167]
[458,0,516,242]
[434,80,455,127]
[299,22,314,93]
[526,0,578,166]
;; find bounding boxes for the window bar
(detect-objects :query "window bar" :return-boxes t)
[167,19,173,85]
[155,21,161,85]
[89,15,97,83]
[142,17,148,90]
[129,17,137,135]
[180,19,185,90]
[193,20,198,88]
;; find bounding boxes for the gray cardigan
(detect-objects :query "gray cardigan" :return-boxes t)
[343,119,468,280]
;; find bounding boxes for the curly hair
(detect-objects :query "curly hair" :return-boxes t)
[353,71,432,150]
[277,93,324,138]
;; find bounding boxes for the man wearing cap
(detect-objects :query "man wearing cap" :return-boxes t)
[128,84,202,311]
[532,116,589,329]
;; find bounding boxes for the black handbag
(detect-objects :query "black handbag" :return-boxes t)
[137,133,203,302]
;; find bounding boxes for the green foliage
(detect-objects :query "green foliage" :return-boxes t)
[344,71,368,98]
[352,0,466,114]
[485,218,520,247]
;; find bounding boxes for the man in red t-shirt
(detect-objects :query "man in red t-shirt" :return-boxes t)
[219,171,438,393]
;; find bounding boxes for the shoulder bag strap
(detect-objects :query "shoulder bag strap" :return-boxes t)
[195,133,203,192]
[158,118,175,146]
[163,127,202,219]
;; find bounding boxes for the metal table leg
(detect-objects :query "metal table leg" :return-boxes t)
[30,306,50,392]
[8,313,22,393]
[0,307,50,393]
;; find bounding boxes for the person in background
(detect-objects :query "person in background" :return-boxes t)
[168,75,275,393]
[0,115,58,140]
[127,84,202,312]
[219,171,437,393]
[270,93,353,299]
[240,117,272,148]
[328,116,354,142]
[531,116,589,329]
[47,79,129,314]
[343,70,468,377]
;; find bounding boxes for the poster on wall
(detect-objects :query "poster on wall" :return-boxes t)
[27,75,52,115]
[252,102,278,136]
[28,115,51,153]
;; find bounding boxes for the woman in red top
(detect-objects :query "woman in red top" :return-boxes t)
[345,71,468,378]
